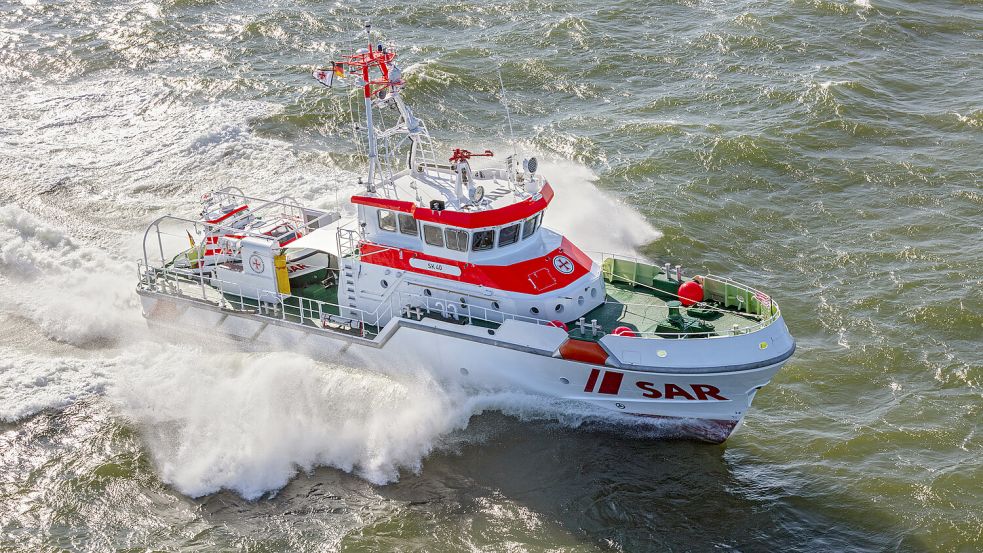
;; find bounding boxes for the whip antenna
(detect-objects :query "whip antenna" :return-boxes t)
[497,68,518,162]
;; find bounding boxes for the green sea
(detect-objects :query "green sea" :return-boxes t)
[1,0,980,551]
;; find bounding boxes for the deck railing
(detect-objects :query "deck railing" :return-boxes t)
[136,250,783,343]
[137,261,385,339]
[591,252,782,338]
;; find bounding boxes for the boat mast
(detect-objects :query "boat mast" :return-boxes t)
[360,22,379,193]
[314,24,425,195]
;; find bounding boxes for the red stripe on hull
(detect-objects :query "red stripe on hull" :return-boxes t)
[597,371,624,395]
[584,368,600,392]
[359,235,593,295]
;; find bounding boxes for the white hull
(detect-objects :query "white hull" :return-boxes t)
[138,289,794,443]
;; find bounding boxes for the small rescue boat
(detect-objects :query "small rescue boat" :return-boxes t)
[136,26,794,442]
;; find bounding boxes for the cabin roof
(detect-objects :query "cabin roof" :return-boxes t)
[352,171,553,229]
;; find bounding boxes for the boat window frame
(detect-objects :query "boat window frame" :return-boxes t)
[498,223,520,247]
[423,224,444,247]
[397,213,418,236]
[522,212,541,240]
[377,209,397,232]
[444,228,469,252]
[471,229,495,251]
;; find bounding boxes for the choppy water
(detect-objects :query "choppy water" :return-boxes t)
[1,0,980,551]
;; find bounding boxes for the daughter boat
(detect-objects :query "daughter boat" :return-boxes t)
[136,29,794,443]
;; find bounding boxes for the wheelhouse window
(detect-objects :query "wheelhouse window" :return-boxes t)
[378,209,397,232]
[397,213,418,236]
[423,224,444,247]
[522,212,542,240]
[472,230,495,251]
[498,224,520,247]
[444,228,469,252]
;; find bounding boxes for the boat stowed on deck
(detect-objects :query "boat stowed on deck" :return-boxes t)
[136,27,794,443]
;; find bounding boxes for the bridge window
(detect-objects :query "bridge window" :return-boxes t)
[522,212,542,240]
[498,224,520,247]
[472,230,495,251]
[423,224,444,247]
[397,213,418,236]
[445,228,469,252]
[378,209,397,232]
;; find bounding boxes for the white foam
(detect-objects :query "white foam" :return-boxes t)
[0,205,143,347]
[110,346,470,498]
[0,346,111,422]
[538,158,661,255]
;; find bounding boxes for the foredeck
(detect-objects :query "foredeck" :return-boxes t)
[573,280,760,339]
[561,256,780,341]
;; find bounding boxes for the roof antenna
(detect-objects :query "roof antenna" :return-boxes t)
[497,67,519,174]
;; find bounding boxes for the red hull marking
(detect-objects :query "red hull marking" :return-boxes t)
[664,383,696,401]
[584,368,600,393]
[597,371,624,395]
[359,236,592,295]
[352,183,554,229]
[560,339,609,366]
[635,382,730,401]
[691,384,728,401]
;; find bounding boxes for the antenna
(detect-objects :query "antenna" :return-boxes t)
[497,68,518,162]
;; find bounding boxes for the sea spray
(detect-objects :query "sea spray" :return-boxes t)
[539,158,661,254]
[111,346,471,498]
[0,205,143,347]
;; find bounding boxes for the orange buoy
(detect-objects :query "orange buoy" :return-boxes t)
[678,280,704,307]
[613,326,636,337]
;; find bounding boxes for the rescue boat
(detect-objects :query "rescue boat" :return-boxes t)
[136,27,795,443]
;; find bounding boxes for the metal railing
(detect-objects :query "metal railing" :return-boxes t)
[590,251,783,339]
[137,261,386,339]
[137,244,783,344]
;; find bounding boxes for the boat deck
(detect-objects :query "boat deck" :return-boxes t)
[571,280,761,340]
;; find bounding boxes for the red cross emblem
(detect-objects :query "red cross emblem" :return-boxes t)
[249,254,265,273]
[553,255,574,274]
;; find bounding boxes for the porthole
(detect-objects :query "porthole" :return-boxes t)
[590,287,598,298]
[560,377,570,385]
[459,297,467,306]
[492,301,500,309]
[657,349,668,358]
[487,329,495,336]
[577,296,585,306]
[555,304,564,313]
[380,279,389,288]
[460,367,469,376]
[424,289,432,296]
[530,307,540,315]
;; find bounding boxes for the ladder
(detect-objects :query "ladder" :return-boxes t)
[339,257,360,323]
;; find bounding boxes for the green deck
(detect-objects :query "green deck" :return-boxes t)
[572,280,758,339]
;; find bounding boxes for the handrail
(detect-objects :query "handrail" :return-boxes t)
[141,212,340,271]
[137,262,382,338]
[593,252,779,309]
[138,242,783,343]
